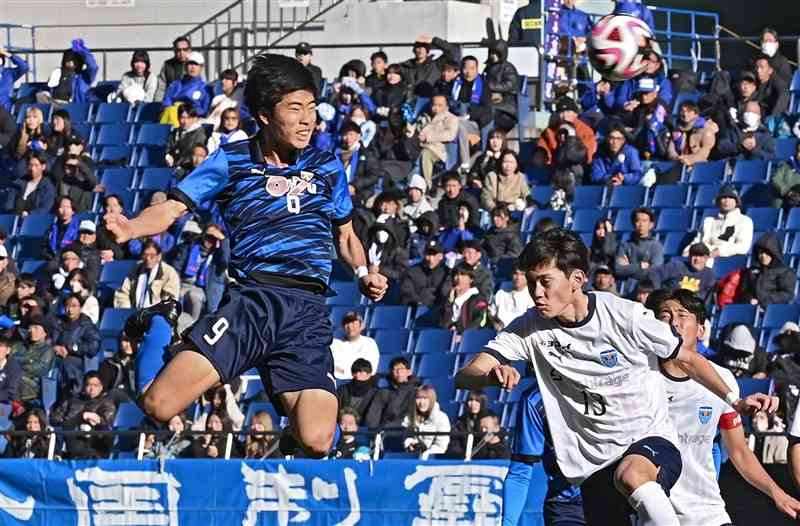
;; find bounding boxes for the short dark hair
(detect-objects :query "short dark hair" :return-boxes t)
[17,273,37,288]
[339,406,361,422]
[141,240,162,255]
[534,216,557,234]
[653,288,707,323]
[244,53,317,119]
[84,371,102,385]
[0,335,12,348]
[607,122,628,141]
[351,358,373,375]
[64,292,85,307]
[477,409,500,425]
[178,102,198,118]
[192,143,209,155]
[519,228,589,277]
[173,36,191,49]
[370,51,388,63]
[339,120,362,136]
[755,53,773,66]
[66,268,91,292]
[440,172,461,185]
[491,203,510,218]
[679,100,699,114]
[631,207,655,223]
[27,150,48,165]
[105,193,125,209]
[443,60,459,72]
[453,262,475,281]
[220,68,238,82]
[461,55,479,68]
[58,195,75,210]
[389,356,411,370]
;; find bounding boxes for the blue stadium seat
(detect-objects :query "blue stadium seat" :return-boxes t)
[745,207,780,231]
[134,102,163,123]
[572,209,605,233]
[371,329,412,355]
[650,185,688,209]
[17,213,54,239]
[15,103,51,124]
[613,208,635,233]
[662,232,691,257]
[14,82,47,101]
[40,377,58,414]
[760,304,800,330]
[13,239,43,261]
[712,255,747,280]
[326,281,361,306]
[97,145,133,166]
[94,123,132,146]
[579,232,593,248]
[523,210,566,232]
[60,102,91,123]
[571,186,605,209]
[0,214,17,237]
[692,184,722,209]
[99,260,137,289]
[655,208,691,233]
[423,375,456,403]
[775,137,799,160]
[739,183,776,208]
[715,304,757,329]
[607,186,646,209]
[20,260,46,275]
[415,354,457,378]
[100,167,136,194]
[493,257,518,282]
[414,329,454,354]
[368,305,411,330]
[731,160,770,185]
[91,81,120,102]
[686,161,726,185]
[134,146,167,168]
[737,378,772,398]
[94,102,131,124]
[530,186,554,207]
[99,308,136,337]
[72,122,92,143]
[671,91,701,116]
[242,378,265,402]
[138,167,174,191]
[328,305,365,330]
[112,402,146,453]
[456,329,497,354]
[135,124,171,146]
[785,208,800,231]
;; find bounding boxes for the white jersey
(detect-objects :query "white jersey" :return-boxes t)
[485,292,680,484]
[663,363,740,526]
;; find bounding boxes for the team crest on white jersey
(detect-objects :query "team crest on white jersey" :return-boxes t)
[599,349,618,368]
[698,406,713,425]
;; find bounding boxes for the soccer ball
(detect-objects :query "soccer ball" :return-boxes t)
[588,14,656,81]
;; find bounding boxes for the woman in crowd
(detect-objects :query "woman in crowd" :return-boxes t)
[113,50,157,104]
[446,389,488,458]
[14,106,48,160]
[402,384,451,456]
[480,149,530,212]
[189,411,240,459]
[243,410,280,459]
[143,413,192,459]
[468,129,507,189]
[5,409,50,459]
[207,107,248,153]
[192,384,245,432]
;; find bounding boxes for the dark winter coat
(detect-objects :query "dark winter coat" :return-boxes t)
[52,314,101,395]
[648,259,716,299]
[438,190,480,230]
[365,222,409,281]
[13,176,56,216]
[615,235,665,281]
[484,41,520,120]
[0,357,22,402]
[337,377,380,424]
[50,154,98,213]
[337,143,385,205]
[400,261,451,306]
[442,291,490,334]
[482,226,523,263]
[740,232,797,306]
[366,376,422,428]
[399,38,459,94]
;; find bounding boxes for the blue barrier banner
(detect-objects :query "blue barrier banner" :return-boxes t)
[0,459,547,525]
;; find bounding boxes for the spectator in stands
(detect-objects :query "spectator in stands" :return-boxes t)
[39,40,97,105]
[408,211,439,264]
[468,129,507,189]
[64,221,101,287]
[51,371,116,459]
[244,410,279,460]
[590,124,642,185]
[438,172,479,230]
[98,334,136,404]
[127,202,177,260]
[5,408,49,459]
[47,109,81,157]
[491,264,534,330]
[165,102,208,173]
[714,324,768,378]
[205,69,248,129]
[95,194,126,262]
[192,384,245,432]
[337,358,380,424]
[366,216,408,282]
[666,100,716,168]
[372,64,408,120]
[400,240,451,309]
[0,246,15,308]
[449,56,492,168]
[508,0,543,45]
[295,42,323,95]
[48,247,84,297]
[481,150,530,212]
[446,389,487,458]
[14,315,54,405]
[472,410,511,460]
[616,48,673,113]
[439,203,481,254]
[650,242,716,299]
[161,51,209,125]
[485,40,520,132]
[442,263,490,334]
[43,196,80,261]
[755,54,790,117]
[418,94,459,189]
[60,269,99,323]
[334,407,362,459]
[0,105,14,151]
[0,335,21,403]
[142,412,192,459]
[367,356,419,427]
[592,265,618,294]
[631,277,655,305]
[403,174,435,222]
[539,96,596,166]
[13,151,56,217]
[739,232,797,307]
[4,274,35,322]
[590,218,617,272]
[0,47,29,112]
[402,384,451,456]
[13,106,47,160]
[483,204,523,264]
[114,50,157,105]
[759,28,792,85]
[189,410,240,459]
[337,121,382,206]
[52,293,101,396]
[155,37,191,102]
[623,77,671,160]
[615,207,664,281]
[373,190,410,248]
[719,100,776,160]
[686,185,754,263]
[114,240,180,310]
[733,70,760,122]
[558,0,590,37]
[172,222,228,321]
[366,51,389,91]
[50,137,96,213]
[331,312,380,380]
[460,239,494,298]
[550,121,589,200]
[207,107,247,154]
[400,35,458,96]
[771,141,800,208]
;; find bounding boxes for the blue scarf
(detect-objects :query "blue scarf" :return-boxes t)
[182,243,212,287]
[49,216,79,253]
[451,75,483,105]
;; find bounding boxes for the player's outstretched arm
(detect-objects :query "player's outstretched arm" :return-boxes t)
[722,418,800,519]
[104,200,188,244]
[455,352,520,390]
[335,220,388,302]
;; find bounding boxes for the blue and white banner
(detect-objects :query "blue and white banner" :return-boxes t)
[0,459,547,525]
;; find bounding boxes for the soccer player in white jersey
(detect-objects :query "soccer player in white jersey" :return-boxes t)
[653,288,800,525]
[455,229,775,526]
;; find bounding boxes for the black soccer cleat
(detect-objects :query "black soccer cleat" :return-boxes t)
[123,299,182,340]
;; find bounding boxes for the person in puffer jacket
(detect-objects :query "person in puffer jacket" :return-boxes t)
[739,232,797,307]
[52,293,101,397]
[590,124,643,185]
[484,40,520,132]
[402,384,452,456]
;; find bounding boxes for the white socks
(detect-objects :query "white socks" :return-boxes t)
[627,481,679,526]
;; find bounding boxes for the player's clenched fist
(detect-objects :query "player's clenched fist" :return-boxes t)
[734,393,779,416]
[492,364,520,390]
[104,212,134,244]
[359,272,389,301]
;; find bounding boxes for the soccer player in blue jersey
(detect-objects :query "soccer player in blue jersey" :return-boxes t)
[105,54,388,457]
[503,381,585,526]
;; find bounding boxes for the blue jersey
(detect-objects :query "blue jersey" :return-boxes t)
[173,137,353,287]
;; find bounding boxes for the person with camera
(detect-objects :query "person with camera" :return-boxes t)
[50,136,97,213]
[50,371,117,459]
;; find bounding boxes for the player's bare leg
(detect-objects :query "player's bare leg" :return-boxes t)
[279,389,339,457]
[139,348,222,422]
[614,455,678,526]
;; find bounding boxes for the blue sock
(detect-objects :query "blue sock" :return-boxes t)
[135,315,173,393]
[502,460,534,526]
[332,423,341,448]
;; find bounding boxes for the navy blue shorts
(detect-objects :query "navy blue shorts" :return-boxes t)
[544,499,587,526]
[580,436,682,526]
[183,282,336,415]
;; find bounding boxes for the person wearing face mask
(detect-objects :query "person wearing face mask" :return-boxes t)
[757,28,792,86]
[38,40,98,105]
[623,77,671,161]
[717,100,775,160]
[62,268,99,324]
[366,216,409,282]
[666,100,717,168]
[753,54,790,118]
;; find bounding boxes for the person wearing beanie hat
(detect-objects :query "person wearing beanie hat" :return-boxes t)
[114,49,157,104]
[403,173,435,222]
[683,184,753,266]
[537,96,597,165]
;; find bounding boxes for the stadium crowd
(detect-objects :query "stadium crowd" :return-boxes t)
[0,0,799,462]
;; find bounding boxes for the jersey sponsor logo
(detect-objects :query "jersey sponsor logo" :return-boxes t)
[599,349,618,368]
[698,406,713,425]
[264,171,319,214]
[590,372,629,388]
[679,432,712,445]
